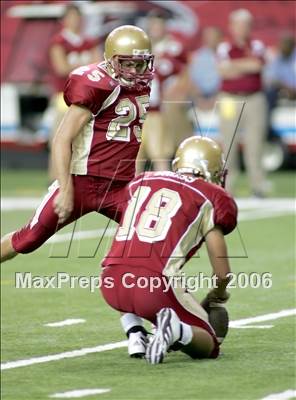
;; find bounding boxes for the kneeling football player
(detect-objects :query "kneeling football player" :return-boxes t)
[100,136,238,363]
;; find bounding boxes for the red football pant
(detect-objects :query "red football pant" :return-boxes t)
[12,175,128,253]
[100,264,219,358]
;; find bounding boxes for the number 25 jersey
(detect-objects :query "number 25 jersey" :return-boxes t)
[64,62,150,181]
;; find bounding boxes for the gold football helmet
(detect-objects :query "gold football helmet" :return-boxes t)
[172,136,227,186]
[104,25,154,89]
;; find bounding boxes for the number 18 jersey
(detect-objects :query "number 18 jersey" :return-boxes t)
[64,62,150,181]
[103,171,238,276]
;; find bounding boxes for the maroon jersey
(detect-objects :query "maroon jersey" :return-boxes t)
[64,62,150,180]
[49,29,99,92]
[103,171,237,275]
[154,35,187,83]
[150,35,187,110]
[217,39,265,94]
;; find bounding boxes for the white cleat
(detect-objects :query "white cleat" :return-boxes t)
[146,308,181,364]
[128,331,148,358]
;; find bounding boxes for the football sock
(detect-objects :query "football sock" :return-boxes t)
[126,325,147,337]
[179,322,193,345]
[120,313,145,337]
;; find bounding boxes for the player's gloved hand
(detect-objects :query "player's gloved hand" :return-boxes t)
[201,289,230,313]
[206,288,230,303]
[53,186,74,224]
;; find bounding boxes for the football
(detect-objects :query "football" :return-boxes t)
[201,299,229,344]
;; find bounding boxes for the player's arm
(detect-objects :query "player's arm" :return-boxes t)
[49,44,81,77]
[204,227,231,302]
[52,104,92,223]
[218,57,263,77]
[231,57,263,73]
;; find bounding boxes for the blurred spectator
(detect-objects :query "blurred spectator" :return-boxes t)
[217,9,268,197]
[264,33,296,112]
[38,4,101,181]
[188,27,222,109]
[136,10,191,172]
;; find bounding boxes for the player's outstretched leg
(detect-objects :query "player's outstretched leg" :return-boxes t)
[0,181,79,264]
[1,232,17,262]
[146,307,217,364]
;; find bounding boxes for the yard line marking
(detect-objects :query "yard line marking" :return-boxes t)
[236,198,295,210]
[231,325,274,329]
[1,340,127,371]
[1,309,295,371]
[44,206,292,245]
[44,319,86,327]
[1,197,41,210]
[229,309,296,328]
[46,229,116,244]
[2,197,295,211]
[239,210,294,221]
[50,388,111,398]
[260,389,296,400]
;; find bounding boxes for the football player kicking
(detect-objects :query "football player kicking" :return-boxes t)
[100,136,238,363]
[1,25,154,356]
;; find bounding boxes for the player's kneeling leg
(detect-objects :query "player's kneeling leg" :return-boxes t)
[146,307,217,364]
[120,313,148,358]
[146,308,182,364]
[180,325,217,360]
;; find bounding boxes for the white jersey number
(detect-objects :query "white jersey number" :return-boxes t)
[116,186,182,243]
[106,95,149,142]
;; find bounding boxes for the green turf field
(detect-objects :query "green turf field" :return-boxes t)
[1,170,295,400]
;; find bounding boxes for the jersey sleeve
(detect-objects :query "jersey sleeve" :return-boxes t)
[251,40,266,64]
[216,42,231,61]
[49,33,65,48]
[213,189,238,235]
[63,70,108,115]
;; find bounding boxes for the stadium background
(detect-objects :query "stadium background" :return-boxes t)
[1,1,295,400]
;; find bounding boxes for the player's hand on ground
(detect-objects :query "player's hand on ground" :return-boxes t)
[53,188,74,224]
[208,288,230,303]
[201,289,230,311]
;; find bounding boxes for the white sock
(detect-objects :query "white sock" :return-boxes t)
[179,322,193,345]
[120,313,143,334]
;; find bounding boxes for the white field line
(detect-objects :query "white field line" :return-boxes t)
[1,340,128,371]
[1,309,295,371]
[229,309,296,328]
[46,228,116,244]
[260,389,296,400]
[231,325,274,329]
[50,388,111,398]
[44,208,293,245]
[236,198,295,210]
[1,197,295,211]
[238,209,294,221]
[1,197,41,210]
[44,319,85,327]
[1,197,294,245]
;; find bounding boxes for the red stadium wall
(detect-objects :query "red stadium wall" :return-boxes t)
[183,0,295,47]
[1,0,295,84]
